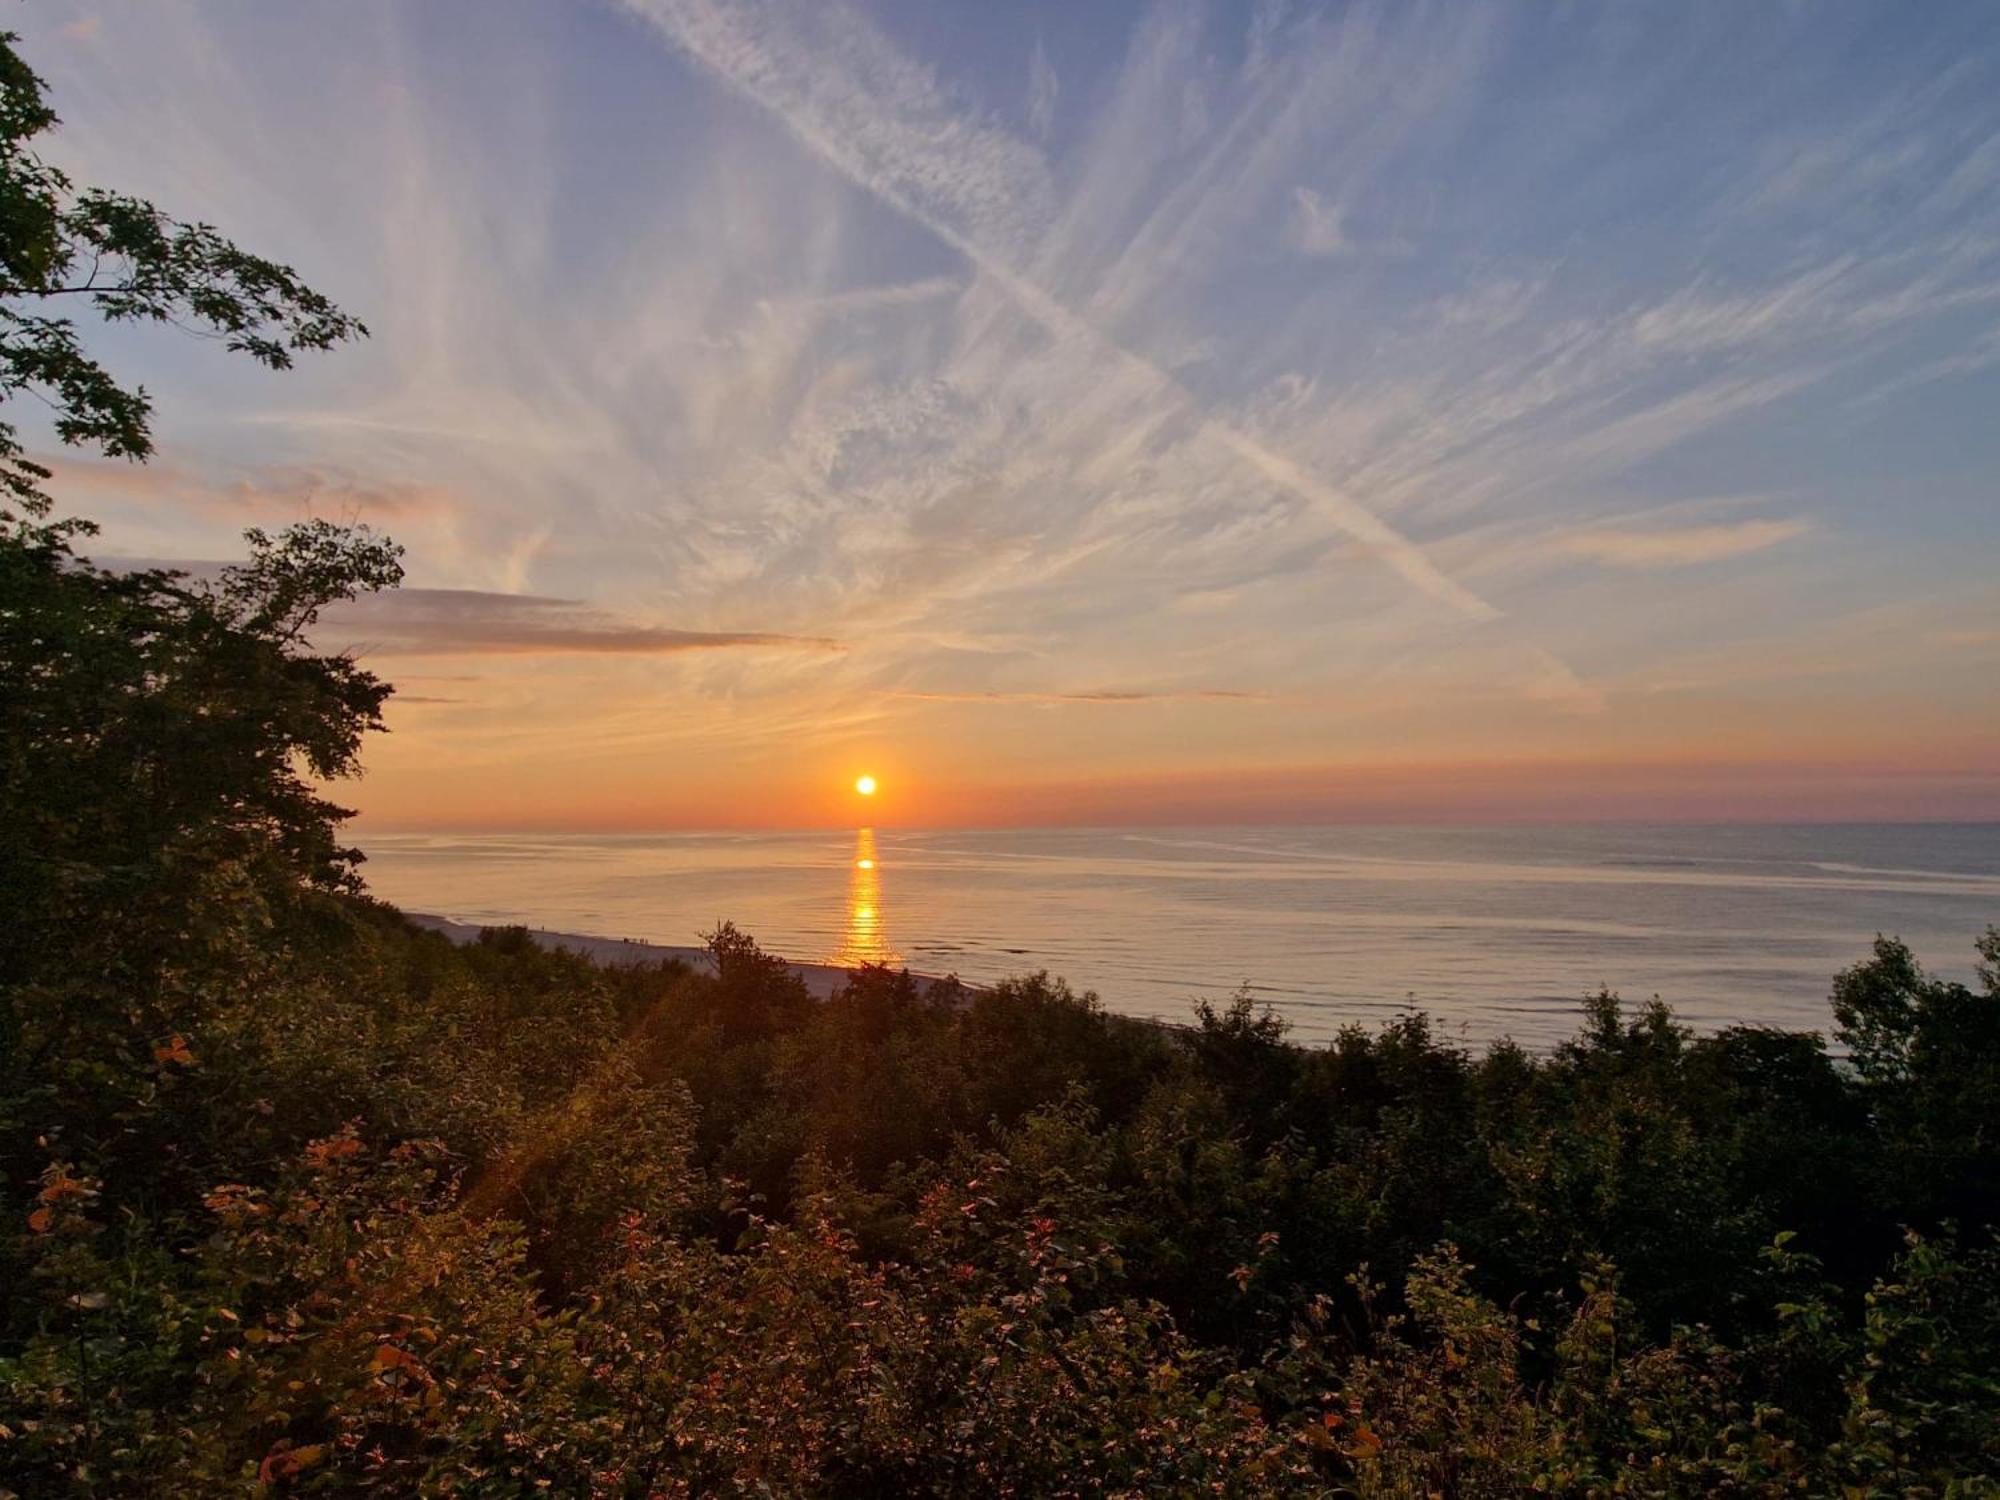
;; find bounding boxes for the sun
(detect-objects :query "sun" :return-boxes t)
[854,774,878,797]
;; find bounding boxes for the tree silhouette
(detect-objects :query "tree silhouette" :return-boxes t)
[0,30,365,531]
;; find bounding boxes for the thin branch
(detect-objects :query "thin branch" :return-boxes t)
[0,283,124,297]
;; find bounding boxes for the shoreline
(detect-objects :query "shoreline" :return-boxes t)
[403,912,972,1001]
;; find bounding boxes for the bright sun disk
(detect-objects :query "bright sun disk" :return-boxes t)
[854,775,878,796]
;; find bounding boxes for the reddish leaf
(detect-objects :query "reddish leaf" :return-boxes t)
[153,1034,197,1067]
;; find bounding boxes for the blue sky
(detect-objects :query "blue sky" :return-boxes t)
[21,1,2000,825]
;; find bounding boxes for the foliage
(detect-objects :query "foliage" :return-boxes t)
[0,519,402,1220]
[0,32,364,529]
[5,882,1995,1495]
[0,28,387,1236]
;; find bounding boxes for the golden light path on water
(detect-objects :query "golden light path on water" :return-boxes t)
[832,826,897,966]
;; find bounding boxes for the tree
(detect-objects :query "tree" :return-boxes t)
[1,521,404,917]
[0,30,364,532]
[0,25,384,952]
[0,30,387,1192]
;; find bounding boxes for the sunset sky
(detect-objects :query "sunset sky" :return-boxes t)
[22,1,2000,828]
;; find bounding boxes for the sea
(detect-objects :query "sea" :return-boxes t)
[356,823,2000,1050]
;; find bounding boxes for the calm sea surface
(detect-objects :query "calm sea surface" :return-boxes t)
[356,824,1999,1048]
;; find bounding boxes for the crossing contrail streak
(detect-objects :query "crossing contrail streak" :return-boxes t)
[623,0,1504,623]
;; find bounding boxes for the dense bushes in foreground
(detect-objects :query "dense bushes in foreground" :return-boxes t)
[3,889,1997,1495]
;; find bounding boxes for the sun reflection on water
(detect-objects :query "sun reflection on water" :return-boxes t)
[833,827,897,966]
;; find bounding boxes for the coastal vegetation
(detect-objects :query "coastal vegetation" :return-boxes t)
[3,29,1998,1496]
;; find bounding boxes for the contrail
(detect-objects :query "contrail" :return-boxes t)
[622,0,1502,623]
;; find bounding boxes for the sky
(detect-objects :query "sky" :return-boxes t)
[19,0,2000,828]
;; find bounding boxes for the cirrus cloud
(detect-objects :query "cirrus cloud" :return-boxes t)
[893,687,1269,706]
[1557,518,1811,570]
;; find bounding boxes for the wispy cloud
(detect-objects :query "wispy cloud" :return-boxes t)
[1026,37,1058,140]
[895,688,1269,706]
[1558,518,1810,569]
[625,0,1507,625]
[319,589,843,658]
[1286,186,1348,257]
[41,454,460,521]
[1629,263,1856,358]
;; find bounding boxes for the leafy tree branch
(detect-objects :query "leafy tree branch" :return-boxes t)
[0,30,365,526]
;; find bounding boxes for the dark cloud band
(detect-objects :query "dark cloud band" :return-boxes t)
[320,589,842,657]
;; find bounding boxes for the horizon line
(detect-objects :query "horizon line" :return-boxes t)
[351,813,2000,837]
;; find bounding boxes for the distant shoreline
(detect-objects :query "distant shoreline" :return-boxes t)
[403,912,971,1000]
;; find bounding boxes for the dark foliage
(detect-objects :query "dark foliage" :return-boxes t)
[0,32,364,527]
[4,855,1996,1493]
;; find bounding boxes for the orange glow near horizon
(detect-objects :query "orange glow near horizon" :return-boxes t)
[346,725,2000,832]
